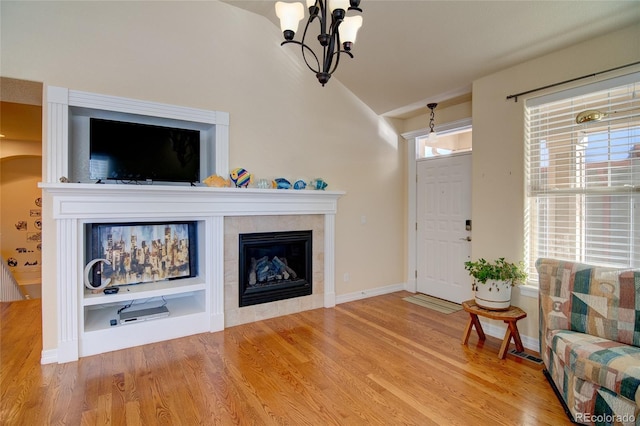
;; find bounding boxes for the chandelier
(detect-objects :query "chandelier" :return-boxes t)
[275,0,363,86]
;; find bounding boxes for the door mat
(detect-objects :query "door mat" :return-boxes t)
[509,349,543,364]
[403,293,462,314]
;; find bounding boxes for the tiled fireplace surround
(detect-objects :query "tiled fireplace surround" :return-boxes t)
[224,215,324,326]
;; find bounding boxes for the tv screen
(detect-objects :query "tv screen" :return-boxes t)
[89,221,198,288]
[89,118,200,183]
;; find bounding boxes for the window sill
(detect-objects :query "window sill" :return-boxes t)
[519,284,539,299]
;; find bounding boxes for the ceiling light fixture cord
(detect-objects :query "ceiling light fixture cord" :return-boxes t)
[276,0,363,86]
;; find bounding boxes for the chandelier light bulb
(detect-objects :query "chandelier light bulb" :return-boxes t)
[341,15,362,46]
[275,2,305,35]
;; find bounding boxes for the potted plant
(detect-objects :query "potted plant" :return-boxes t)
[463,257,527,310]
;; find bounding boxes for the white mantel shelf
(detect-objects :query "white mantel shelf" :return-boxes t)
[40,183,345,219]
[40,183,344,363]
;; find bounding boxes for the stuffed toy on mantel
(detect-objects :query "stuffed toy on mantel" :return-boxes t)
[203,174,230,187]
[229,168,253,188]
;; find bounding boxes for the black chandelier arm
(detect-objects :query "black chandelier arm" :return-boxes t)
[322,12,341,73]
[281,39,322,74]
[281,35,355,80]
[326,47,354,77]
[301,9,323,70]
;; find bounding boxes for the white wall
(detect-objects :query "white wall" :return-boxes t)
[472,23,640,341]
[1,1,405,351]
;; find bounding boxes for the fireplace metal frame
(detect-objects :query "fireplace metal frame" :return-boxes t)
[238,230,312,307]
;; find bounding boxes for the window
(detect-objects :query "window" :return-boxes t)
[416,127,472,159]
[525,73,640,281]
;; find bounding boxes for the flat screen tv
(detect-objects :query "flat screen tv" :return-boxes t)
[89,118,200,183]
[88,221,198,288]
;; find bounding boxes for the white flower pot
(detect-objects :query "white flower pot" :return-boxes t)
[474,279,512,310]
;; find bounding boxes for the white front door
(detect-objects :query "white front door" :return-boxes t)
[416,153,472,303]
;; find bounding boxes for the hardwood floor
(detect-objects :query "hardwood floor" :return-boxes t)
[1,291,571,425]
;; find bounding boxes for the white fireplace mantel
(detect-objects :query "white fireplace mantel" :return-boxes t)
[41,183,345,218]
[40,183,344,363]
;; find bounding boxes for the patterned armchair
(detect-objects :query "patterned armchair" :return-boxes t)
[536,258,640,425]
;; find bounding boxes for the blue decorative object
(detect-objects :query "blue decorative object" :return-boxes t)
[293,179,307,190]
[273,178,291,189]
[310,178,328,190]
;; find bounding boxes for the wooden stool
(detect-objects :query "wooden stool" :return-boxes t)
[461,299,527,359]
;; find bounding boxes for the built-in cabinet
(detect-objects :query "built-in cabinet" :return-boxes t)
[80,217,210,356]
[40,87,343,363]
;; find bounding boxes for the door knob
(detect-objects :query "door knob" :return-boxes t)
[459,236,472,242]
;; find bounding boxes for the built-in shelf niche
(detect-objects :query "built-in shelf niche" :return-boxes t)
[78,216,212,357]
[45,86,230,185]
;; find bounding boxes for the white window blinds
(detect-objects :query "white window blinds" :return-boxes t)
[525,73,640,280]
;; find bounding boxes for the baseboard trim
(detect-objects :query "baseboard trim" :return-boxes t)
[40,349,58,365]
[336,282,405,304]
[480,321,539,352]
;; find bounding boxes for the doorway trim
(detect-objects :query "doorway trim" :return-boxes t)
[402,117,472,294]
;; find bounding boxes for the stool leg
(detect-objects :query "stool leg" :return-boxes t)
[498,320,524,359]
[471,314,485,340]
[498,326,512,359]
[462,313,485,346]
[509,321,524,352]
[462,317,473,345]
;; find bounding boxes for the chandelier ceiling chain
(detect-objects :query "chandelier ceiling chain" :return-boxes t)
[275,0,363,86]
[427,103,438,141]
[428,103,437,133]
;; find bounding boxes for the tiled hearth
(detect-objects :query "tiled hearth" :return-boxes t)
[224,215,324,327]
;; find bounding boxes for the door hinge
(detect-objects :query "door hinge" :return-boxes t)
[415,270,418,278]
[415,222,418,231]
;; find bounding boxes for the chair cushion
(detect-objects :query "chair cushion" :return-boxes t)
[536,258,640,346]
[550,329,640,403]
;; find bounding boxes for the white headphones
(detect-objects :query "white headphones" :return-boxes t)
[83,258,112,290]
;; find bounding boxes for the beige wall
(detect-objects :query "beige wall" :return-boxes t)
[471,23,640,340]
[1,1,405,351]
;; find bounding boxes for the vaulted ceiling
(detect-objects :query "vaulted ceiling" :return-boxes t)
[2,1,638,143]
[222,0,640,119]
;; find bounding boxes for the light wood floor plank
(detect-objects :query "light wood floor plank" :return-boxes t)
[1,292,572,425]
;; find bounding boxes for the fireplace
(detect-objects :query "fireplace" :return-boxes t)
[238,230,312,307]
